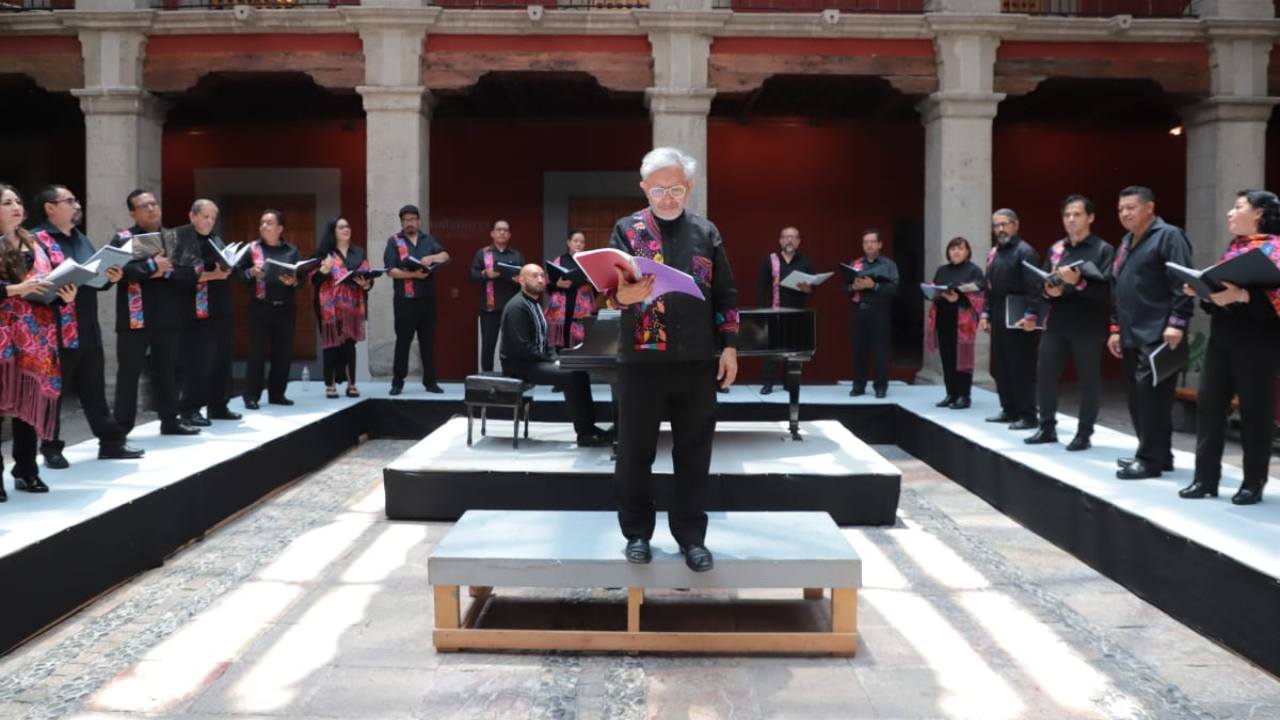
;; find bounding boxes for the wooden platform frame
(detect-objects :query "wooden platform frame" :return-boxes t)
[432,584,858,656]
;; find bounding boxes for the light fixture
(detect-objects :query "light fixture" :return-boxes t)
[1169,126,1184,136]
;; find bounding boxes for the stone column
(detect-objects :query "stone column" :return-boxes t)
[346,5,438,377]
[638,7,726,216]
[917,23,1004,384]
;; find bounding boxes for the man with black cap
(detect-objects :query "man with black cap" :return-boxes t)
[384,204,449,395]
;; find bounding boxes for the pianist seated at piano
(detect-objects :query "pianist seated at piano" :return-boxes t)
[498,264,611,447]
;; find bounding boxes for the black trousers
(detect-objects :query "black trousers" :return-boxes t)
[116,329,181,432]
[479,310,501,373]
[935,308,972,399]
[324,341,358,387]
[245,301,296,402]
[1194,332,1278,488]
[44,344,126,453]
[1123,346,1176,466]
[393,295,436,386]
[1037,330,1105,433]
[851,305,891,391]
[615,359,717,547]
[3,418,39,479]
[991,320,1038,421]
[506,360,596,436]
[179,318,233,415]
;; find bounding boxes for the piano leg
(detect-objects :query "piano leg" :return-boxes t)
[785,360,803,441]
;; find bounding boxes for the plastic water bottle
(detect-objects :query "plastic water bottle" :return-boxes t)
[300,365,310,390]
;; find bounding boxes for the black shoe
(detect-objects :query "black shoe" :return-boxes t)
[207,408,242,421]
[935,395,955,408]
[1232,483,1265,505]
[849,386,866,397]
[99,444,145,460]
[1116,461,1161,480]
[268,397,294,406]
[389,385,403,396]
[948,397,971,410]
[423,383,444,394]
[874,388,887,399]
[180,412,212,428]
[717,386,730,394]
[160,422,200,436]
[41,450,69,470]
[1007,418,1038,431]
[14,475,48,493]
[1065,434,1092,452]
[624,538,651,564]
[1178,480,1219,499]
[1118,457,1174,472]
[1024,427,1058,444]
[577,432,611,448]
[986,411,1015,423]
[551,386,564,394]
[0,485,6,502]
[760,384,774,396]
[680,544,714,572]
[243,397,261,410]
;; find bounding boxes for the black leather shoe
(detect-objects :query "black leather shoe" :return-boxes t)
[760,384,774,396]
[948,397,971,409]
[1024,427,1058,444]
[269,397,295,406]
[625,538,651,564]
[1007,418,1038,431]
[1179,480,1219,499]
[0,485,6,502]
[99,444,145,460]
[849,386,866,397]
[243,397,260,410]
[14,475,49,493]
[41,450,69,470]
[1065,434,1092,452]
[160,422,200,436]
[717,386,730,394]
[207,408,242,421]
[1116,461,1161,480]
[986,411,1015,423]
[389,385,403,396]
[935,395,955,408]
[423,383,444,394]
[680,544,714,572]
[180,412,212,428]
[1118,456,1174,472]
[577,432,611,448]
[1232,483,1266,505]
[874,388,887,399]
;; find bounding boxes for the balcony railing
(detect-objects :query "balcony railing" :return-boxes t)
[0,0,74,10]
[434,0,650,6]
[148,0,357,8]
[1001,0,1193,16]
[714,0,925,11]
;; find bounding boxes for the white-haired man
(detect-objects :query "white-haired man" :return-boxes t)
[610,146,739,573]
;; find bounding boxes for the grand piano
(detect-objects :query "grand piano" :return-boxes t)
[558,307,817,440]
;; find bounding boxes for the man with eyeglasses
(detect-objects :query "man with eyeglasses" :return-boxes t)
[609,146,739,574]
[384,204,450,396]
[846,228,899,398]
[30,185,141,474]
[757,226,813,395]
[469,219,524,373]
[979,208,1041,430]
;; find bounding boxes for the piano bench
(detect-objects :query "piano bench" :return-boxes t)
[464,374,535,449]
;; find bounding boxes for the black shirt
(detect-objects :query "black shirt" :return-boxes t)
[469,244,525,312]
[983,235,1040,321]
[112,224,199,333]
[236,240,302,305]
[382,232,444,300]
[847,255,899,308]
[499,291,553,369]
[757,251,814,309]
[32,222,113,349]
[1036,234,1115,336]
[185,225,234,324]
[1110,217,1193,348]
[931,261,985,314]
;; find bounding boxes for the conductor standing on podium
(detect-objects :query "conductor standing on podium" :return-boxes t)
[610,147,739,573]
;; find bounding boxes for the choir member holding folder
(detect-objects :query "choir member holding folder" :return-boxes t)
[469,220,524,372]
[1022,195,1115,451]
[0,184,66,501]
[842,229,898,398]
[925,236,985,410]
[544,229,594,350]
[31,185,134,471]
[1177,190,1280,505]
[756,226,814,395]
[237,209,302,409]
[178,200,240,427]
[981,209,1041,429]
[1108,186,1194,480]
[384,204,448,396]
[313,217,375,399]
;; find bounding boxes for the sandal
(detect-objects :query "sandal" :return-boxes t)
[345,385,360,398]
[325,386,339,399]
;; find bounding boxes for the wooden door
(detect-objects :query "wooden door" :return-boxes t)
[220,195,317,361]
[567,197,643,252]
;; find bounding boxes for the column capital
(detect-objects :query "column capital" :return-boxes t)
[358,85,433,114]
[340,5,441,30]
[1182,95,1279,125]
[632,10,732,33]
[645,87,715,115]
[917,91,1003,124]
[73,86,166,118]
[58,10,155,30]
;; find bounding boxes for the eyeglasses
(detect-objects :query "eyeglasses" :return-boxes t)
[53,197,80,206]
[493,228,511,234]
[781,235,800,240]
[133,201,159,210]
[992,221,1013,229]
[646,186,687,201]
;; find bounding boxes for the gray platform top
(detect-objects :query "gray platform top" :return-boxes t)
[428,510,862,589]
